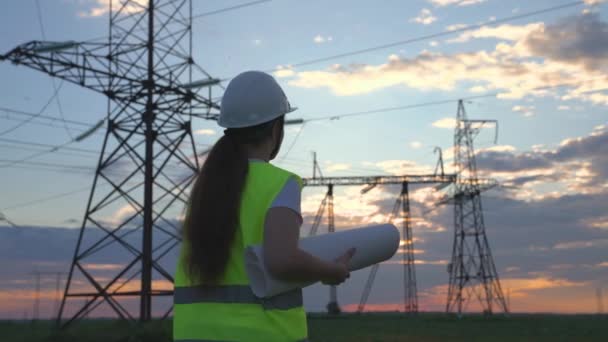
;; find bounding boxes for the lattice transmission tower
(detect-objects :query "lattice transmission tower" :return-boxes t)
[358,181,418,314]
[304,173,458,314]
[446,100,508,315]
[1,0,220,325]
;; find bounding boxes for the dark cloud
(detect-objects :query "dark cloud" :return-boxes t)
[476,151,551,172]
[476,126,608,187]
[526,13,608,70]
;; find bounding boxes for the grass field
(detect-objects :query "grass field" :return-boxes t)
[1,313,607,341]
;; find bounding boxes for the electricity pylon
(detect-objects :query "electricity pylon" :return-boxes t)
[359,181,418,313]
[304,174,457,314]
[1,0,220,326]
[445,100,508,315]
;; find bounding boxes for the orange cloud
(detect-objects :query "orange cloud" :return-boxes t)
[82,263,124,271]
[347,276,595,314]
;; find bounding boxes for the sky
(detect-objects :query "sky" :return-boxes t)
[1,0,608,319]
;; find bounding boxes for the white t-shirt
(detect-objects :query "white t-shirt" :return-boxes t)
[270,177,302,224]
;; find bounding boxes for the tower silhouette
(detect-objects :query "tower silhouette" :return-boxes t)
[446,100,508,314]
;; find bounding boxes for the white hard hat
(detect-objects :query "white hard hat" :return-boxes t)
[218,71,297,128]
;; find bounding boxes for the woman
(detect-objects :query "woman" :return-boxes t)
[174,71,355,342]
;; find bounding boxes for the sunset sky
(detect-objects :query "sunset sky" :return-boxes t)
[1,0,608,319]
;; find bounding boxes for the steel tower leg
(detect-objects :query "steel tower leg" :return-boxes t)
[324,184,341,314]
[401,182,418,313]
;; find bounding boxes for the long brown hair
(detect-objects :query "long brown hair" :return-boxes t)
[183,116,284,283]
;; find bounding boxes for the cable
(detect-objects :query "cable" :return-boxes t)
[0,106,98,128]
[192,0,272,19]
[1,185,95,211]
[0,116,106,169]
[0,137,98,154]
[0,143,97,159]
[0,115,102,137]
[0,80,65,136]
[221,1,587,81]
[300,80,608,123]
[0,159,93,171]
[33,0,74,139]
[279,123,306,161]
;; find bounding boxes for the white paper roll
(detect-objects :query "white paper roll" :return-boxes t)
[244,224,400,298]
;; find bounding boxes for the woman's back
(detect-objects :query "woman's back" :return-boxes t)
[173,161,307,341]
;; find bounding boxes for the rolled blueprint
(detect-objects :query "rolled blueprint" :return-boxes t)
[244,223,400,298]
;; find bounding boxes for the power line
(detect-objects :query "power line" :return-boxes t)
[0,164,96,176]
[279,122,306,161]
[0,143,97,159]
[34,0,74,139]
[192,0,272,19]
[1,185,94,211]
[0,107,104,169]
[299,80,608,123]
[0,80,66,136]
[0,115,101,136]
[0,133,96,169]
[0,137,99,154]
[0,159,93,171]
[0,106,98,128]
[221,0,586,81]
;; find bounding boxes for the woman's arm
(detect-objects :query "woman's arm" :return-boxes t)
[263,207,354,285]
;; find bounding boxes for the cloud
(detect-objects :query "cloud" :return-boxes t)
[313,35,333,44]
[410,9,437,25]
[410,141,423,149]
[512,105,535,117]
[584,216,608,230]
[287,14,608,104]
[553,239,608,250]
[364,160,434,175]
[273,65,295,78]
[252,39,262,46]
[428,0,486,7]
[558,105,571,111]
[82,263,124,271]
[110,204,138,226]
[584,0,607,5]
[475,126,608,198]
[446,23,467,31]
[431,117,456,129]
[478,145,517,153]
[77,0,147,18]
[325,162,351,172]
[497,277,587,292]
[525,13,608,71]
[193,129,216,136]
[448,23,544,43]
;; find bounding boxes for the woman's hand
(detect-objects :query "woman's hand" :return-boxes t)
[321,248,356,286]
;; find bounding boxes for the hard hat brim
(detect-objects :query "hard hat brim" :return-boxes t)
[218,106,298,128]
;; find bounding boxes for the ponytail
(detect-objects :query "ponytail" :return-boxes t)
[183,116,284,283]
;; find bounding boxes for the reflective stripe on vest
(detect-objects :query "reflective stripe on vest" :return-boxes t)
[174,285,303,310]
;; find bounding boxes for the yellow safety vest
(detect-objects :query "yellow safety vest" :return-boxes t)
[174,161,308,342]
